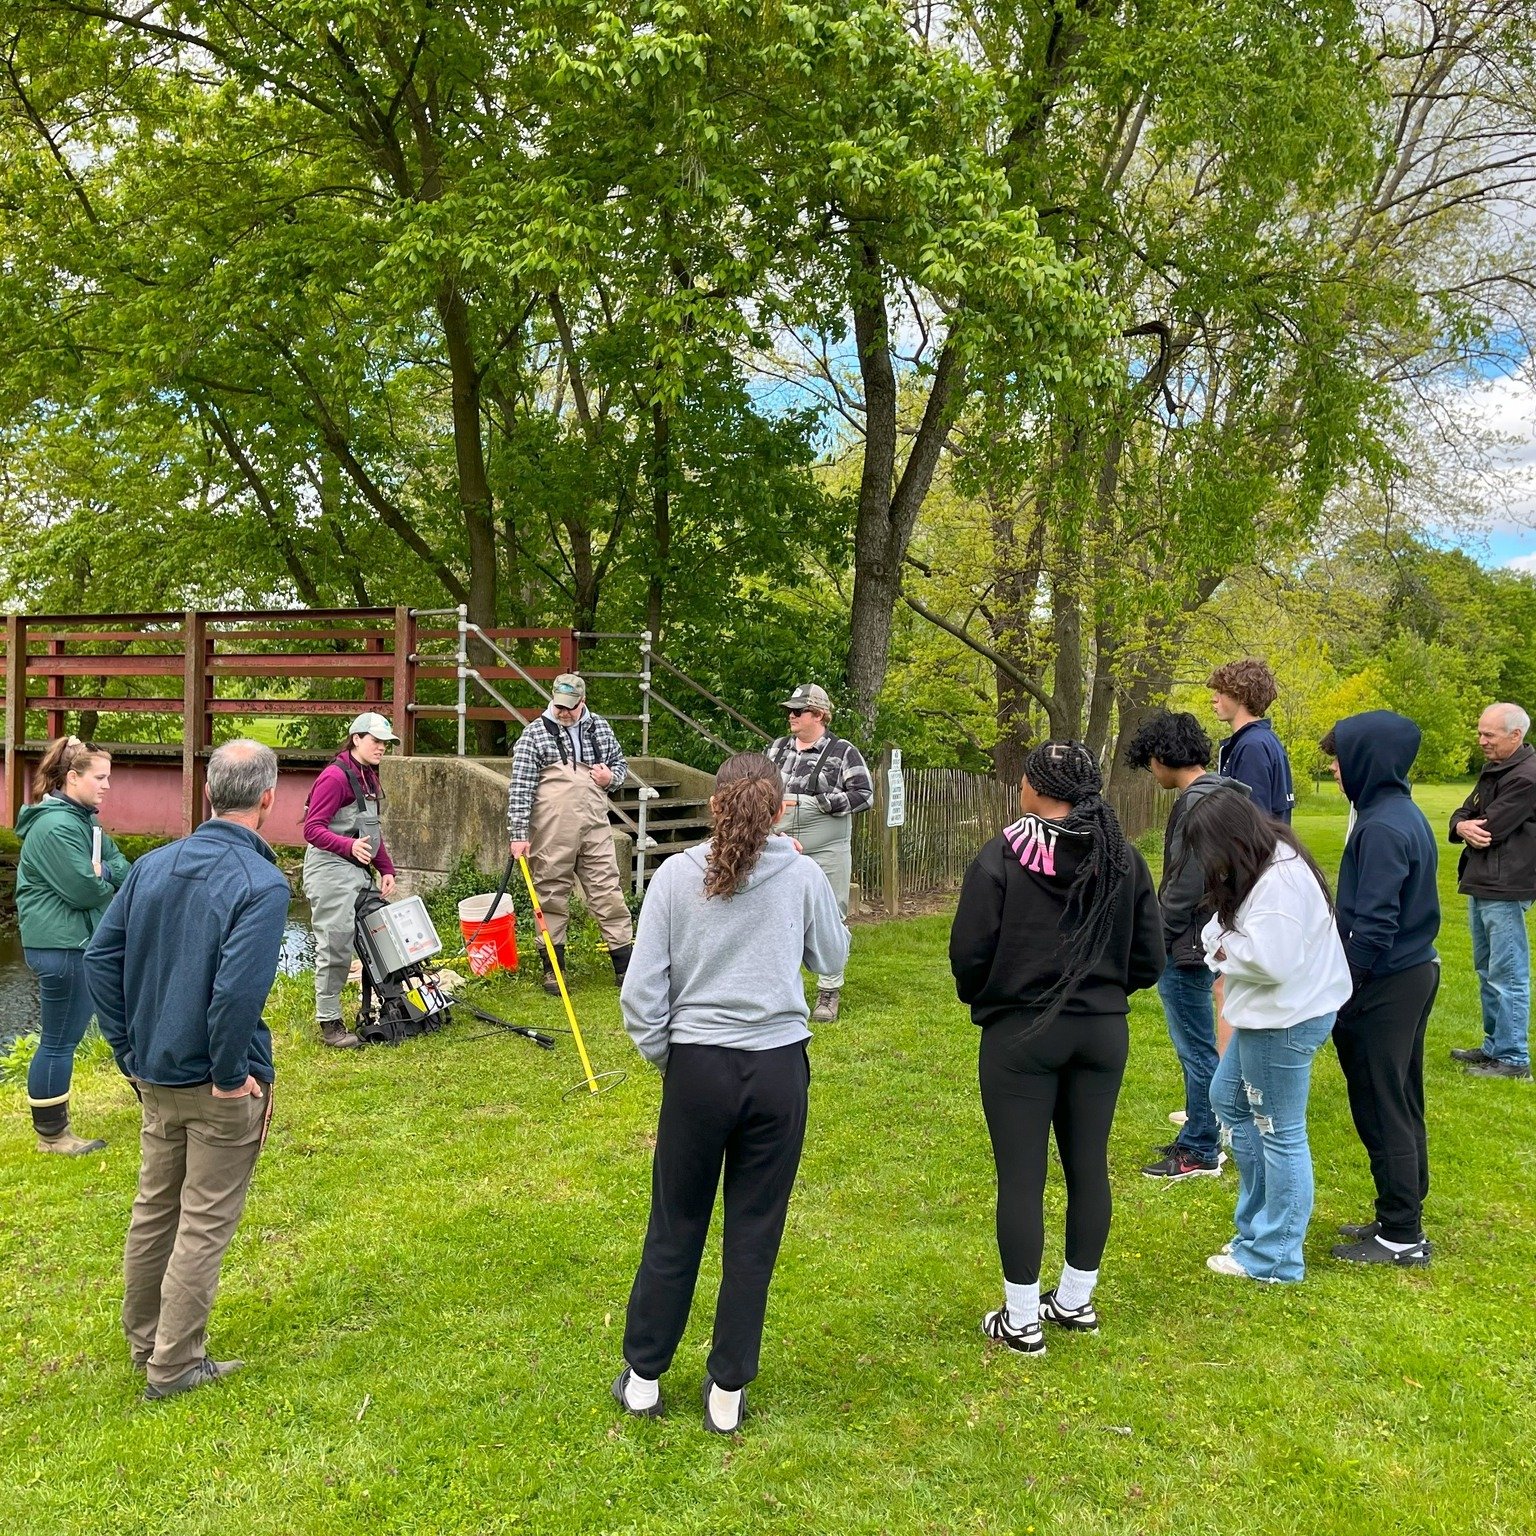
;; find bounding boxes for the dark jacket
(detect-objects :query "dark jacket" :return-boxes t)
[84,818,290,1090]
[1333,712,1440,978]
[950,813,1164,1025]
[1161,774,1250,967]
[14,795,130,949]
[1219,718,1294,823]
[1449,742,1536,900]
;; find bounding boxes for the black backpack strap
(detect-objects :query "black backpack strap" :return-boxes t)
[539,714,571,765]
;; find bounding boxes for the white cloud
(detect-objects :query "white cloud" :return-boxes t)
[1505,552,1536,573]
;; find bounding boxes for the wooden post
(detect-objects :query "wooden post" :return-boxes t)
[392,604,417,754]
[879,744,900,918]
[181,610,208,835]
[3,615,27,828]
[44,635,66,742]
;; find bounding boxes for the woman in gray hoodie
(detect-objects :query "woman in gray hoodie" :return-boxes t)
[613,751,849,1433]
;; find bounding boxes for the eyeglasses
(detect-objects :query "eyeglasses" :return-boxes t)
[787,707,812,717]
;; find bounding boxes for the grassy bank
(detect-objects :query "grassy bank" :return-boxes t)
[1,784,1533,1535]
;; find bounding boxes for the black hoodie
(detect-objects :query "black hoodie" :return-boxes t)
[949,813,1164,1025]
[1333,711,1440,978]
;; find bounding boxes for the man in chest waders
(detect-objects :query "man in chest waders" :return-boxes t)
[768,685,874,1022]
[302,713,398,1048]
[507,674,634,995]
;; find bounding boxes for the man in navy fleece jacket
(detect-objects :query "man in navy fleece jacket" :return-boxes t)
[85,739,289,1400]
[1324,711,1440,1270]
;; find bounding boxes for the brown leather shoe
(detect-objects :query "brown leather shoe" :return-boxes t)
[319,1018,362,1049]
[810,988,840,1023]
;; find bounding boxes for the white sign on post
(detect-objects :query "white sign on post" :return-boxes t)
[885,748,906,828]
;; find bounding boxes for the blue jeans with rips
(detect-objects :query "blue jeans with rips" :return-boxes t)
[1209,1012,1336,1283]
[1467,897,1532,1068]
[1157,963,1220,1161]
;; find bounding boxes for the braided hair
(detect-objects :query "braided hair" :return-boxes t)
[1022,741,1132,1026]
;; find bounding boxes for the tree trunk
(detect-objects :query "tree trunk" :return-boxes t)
[1107,665,1172,839]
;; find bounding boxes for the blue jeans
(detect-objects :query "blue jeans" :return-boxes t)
[1467,897,1532,1067]
[1157,964,1220,1161]
[1209,1012,1336,1283]
[24,947,96,1105]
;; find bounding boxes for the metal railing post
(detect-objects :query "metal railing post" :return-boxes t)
[456,603,468,756]
[640,629,652,757]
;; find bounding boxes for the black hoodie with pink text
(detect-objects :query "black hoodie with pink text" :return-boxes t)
[949,812,1164,1026]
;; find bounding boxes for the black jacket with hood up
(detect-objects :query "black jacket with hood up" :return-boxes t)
[1333,711,1440,979]
[950,812,1164,1026]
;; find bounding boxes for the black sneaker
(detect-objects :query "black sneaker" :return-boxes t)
[1330,1234,1431,1267]
[1039,1289,1099,1334]
[1450,1046,1492,1065]
[1142,1149,1222,1180]
[1465,1060,1533,1080]
[982,1308,1045,1355]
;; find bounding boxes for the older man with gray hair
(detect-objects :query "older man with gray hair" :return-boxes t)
[86,740,291,1398]
[1448,702,1536,1079]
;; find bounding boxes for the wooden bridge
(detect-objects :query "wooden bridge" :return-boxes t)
[0,608,578,843]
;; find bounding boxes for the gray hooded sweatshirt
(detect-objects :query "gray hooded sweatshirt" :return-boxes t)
[619,835,850,1069]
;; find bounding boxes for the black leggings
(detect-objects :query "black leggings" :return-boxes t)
[979,1012,1129,1284]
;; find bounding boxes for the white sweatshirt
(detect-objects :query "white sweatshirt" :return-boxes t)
[1202,848,1353,1030]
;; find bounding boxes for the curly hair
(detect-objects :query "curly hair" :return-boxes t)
[33,735,109,799]
[703,752,785,899]
[1021,741,1132,1027]
[1206,659,1279,717]
[1123,711,1213,771]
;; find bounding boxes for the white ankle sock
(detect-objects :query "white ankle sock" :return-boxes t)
[1375,1235,1421,1253]
[623,1369,660,1410]
[1056,1264,1099,1311]
[1003,1279,1040,1329]
[708,1382,742,1428]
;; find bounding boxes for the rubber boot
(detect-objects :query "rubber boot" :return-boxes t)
[609,943,634,985]
[32,1098,107,1156]
[542,943,567,997]
[319,1018,362,1049]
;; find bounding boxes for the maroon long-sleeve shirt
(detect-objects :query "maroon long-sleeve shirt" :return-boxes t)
[303,757,396,876]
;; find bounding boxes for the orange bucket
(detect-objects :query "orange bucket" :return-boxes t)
[458,894,518,977]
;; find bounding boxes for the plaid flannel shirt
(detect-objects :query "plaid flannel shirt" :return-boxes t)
[506,709,629,840]
[767,734,874,817]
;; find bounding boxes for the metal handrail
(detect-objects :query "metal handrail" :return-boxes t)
[649,652,773,742]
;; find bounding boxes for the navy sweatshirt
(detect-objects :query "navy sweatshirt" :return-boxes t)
[1332,711,1440,979]
[1219,717,1295,822]
[85,818,290,1089]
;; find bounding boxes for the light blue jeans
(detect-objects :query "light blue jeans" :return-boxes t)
[1209,1012,1336,1283]
[1468,897,1532,1068]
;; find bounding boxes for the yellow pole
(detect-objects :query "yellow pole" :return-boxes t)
[517,855,600,1094]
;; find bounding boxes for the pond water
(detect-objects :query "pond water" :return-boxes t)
[0,900,315,1052]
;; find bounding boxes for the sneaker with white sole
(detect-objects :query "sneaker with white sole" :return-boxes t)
[1168,1109,1188,1126]
[982,1307,1045,1355]
[1206,1251,1251,1278]
[1143,1149,1222,1180]
[1039,1289,1099,1334]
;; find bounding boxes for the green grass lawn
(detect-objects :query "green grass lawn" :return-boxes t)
[2,784,1534,1535]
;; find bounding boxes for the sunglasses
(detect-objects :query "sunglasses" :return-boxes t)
[787,707,814,717]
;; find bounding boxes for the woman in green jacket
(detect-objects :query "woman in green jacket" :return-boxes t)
[15,736,129,1154]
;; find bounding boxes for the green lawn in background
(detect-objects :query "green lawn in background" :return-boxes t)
[1,783,1532,1535]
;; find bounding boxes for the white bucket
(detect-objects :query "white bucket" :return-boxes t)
[458,893,515,925]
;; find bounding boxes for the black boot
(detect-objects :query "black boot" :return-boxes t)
[542,943,567,997]
[609,943,634,985]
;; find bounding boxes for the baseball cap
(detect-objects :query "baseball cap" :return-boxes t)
[346,711,400,742]
[780,683,833,714]
[551,673,587,704]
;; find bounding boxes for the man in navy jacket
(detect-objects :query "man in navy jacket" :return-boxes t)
[1207,658,1294,822]
[1324,712,1440,1268]
[86,739,290,1400]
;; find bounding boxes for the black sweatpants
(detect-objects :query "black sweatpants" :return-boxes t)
[1332,960,1439,1242]
[978,1011,1129,1285]
[623,1041,809,1391]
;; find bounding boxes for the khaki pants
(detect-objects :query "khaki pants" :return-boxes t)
[528,764,633,950]
[123,1082,269,1385]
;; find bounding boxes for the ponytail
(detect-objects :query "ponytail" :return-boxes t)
[33,735,109,799]
[703,752,785,899]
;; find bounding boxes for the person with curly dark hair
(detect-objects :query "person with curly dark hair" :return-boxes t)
[1207,658,1294,822]
[950,742,1164,1354]
[1124,711,1245,1181]
[613,752,848,1432]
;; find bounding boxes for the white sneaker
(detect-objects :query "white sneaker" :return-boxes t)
[1206,1251,1250,1278]
[1168,1109,1188,1126]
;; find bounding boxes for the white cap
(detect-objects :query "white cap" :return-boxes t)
[346,711,400,742]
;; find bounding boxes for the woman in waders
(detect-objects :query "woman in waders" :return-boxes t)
[767,684,874,1023]
[15,735,130,1154]
[302,712,398,1048]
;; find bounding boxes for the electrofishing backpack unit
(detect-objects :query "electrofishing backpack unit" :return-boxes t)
[352,887,454,1046]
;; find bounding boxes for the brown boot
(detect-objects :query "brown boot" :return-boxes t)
[810,988,841,1023]
[319,1018,362,1049]
[541,944,567,997]
[31,1099,107,1156]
